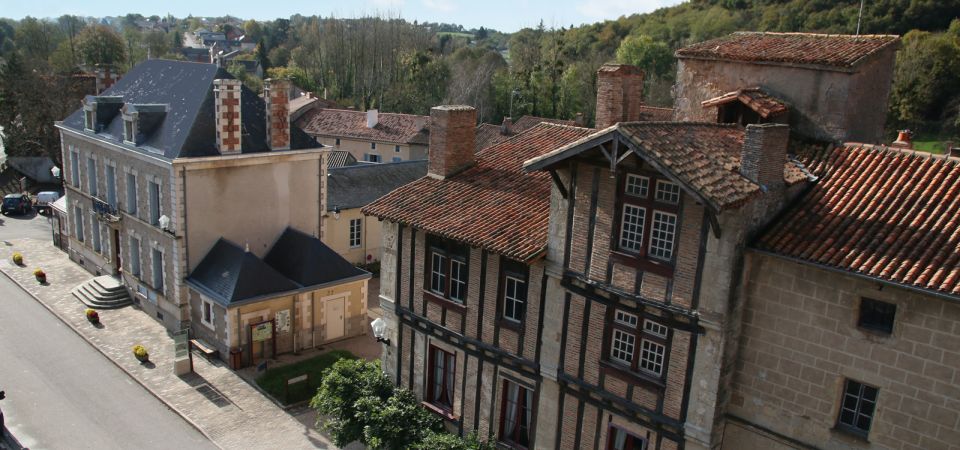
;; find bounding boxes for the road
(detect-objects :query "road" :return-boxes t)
[0,209,52,242]
[0,215,216,450]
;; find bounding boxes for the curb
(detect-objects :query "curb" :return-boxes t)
[0,268,223,450]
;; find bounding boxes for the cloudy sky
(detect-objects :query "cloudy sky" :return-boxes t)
[3,0,686,32]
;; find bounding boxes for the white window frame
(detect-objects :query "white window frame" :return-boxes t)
[615,310,639,328]
[349,218,362,248]
[649,210,677,261]
[430,252,447,296]
[449,259,467,302]
[503,275,526,323]
[123,117,136,143]
[201,297,216,329]
[84,109,95,131]
[619,204,646,253]
[625,174,649,197]
[654,179,681,204]
[639,338,666,376]
[610,328,636,365]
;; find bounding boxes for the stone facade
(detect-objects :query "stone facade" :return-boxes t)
[673,46,898,143]
[726,252,960,450]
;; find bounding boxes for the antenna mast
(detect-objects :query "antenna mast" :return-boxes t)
[856,0,865,36]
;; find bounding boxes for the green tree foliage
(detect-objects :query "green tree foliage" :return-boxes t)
[77,24,126,66]
[615,34,672,79]
[412,432,497,450]
[888,21,960,132]
[309,358,395,447]
[357,389,442,449]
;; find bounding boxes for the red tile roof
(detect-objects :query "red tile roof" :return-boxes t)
[676,32,900,69]
[295,108,429,145]
[475,116,578,151]
[701,88,788,119]
[638,106,674,121]
[363,123,595,262]
[756,144,960,297]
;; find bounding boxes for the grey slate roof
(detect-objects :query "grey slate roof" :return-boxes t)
[264,228,370,287]
[327,150,358,169]
[187,228,369,306]
[60,59,318,160]
[186,238,300,305]
[327,160,428,211]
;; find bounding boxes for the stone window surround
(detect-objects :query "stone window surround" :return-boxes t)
[149,239,165,294]
[69,146,81,187]
[349,218,362,248]
[121,109,138,144]
[123,167,139,216]
[126,229,142,279]
[147,175,164,228]
[86,153,99,197]
[72,201,85,243]
[200,295,216,330]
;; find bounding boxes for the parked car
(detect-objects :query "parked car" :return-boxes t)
[34,191,60,215]
[1,194,31,215]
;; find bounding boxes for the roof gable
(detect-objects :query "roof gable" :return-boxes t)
[701,88,789,119]
[263,228,369,286]
[755,144,960,299]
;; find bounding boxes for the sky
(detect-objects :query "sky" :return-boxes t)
[1,0,686,33]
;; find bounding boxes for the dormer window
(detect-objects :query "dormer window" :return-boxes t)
[123,117,136,143]
[84,110,96,131]
[615,173,681,266]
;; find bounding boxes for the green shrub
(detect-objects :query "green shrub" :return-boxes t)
[413,432,496,450]
[310,358,395,447]
[359,388,442,449]
[133,345,148,359]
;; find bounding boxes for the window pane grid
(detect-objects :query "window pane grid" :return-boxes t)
[349,219,362,248]
[643,320,668,338]
[611,329,635,364]
[615,311,638,327]
[620,205,646,252]
[450,259,466,302]
[504,276,526,322]
[625,174,649,197]
[650,211,677,260]
[430,253,446,295]
[838,379,877,435]
[640,339,665,375]
[655,180,680,204]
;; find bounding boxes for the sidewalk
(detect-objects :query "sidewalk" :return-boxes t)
[0,238,340,449]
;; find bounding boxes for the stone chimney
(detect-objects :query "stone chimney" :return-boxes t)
[428,105,476,180]
[574,112,586,127]
[740,123,789,192]
[95,64,118,95]
[891,129,912,149]
[595,64,644,129]
[500,117,513,135]
[213,78,242,154]
[366,109,379,128]
[264,78,291,151]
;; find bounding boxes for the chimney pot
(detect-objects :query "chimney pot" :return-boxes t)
[366,109,379,128]
[428,105,476,179]
[575,112,585,127]
[501,117,513,135]
[892,129,912,149]
[741,123,789,192]
[595,64,644,129]
[213,78,243,154]
[264,78,291,151]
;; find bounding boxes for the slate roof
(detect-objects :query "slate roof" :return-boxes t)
[327,151,358,169]
[363,123,595,262]
[755,144,960,298]
[702,88,789,119]
[676,32,900,69]
[186,238,300,304]
[475,116,578,151]
[296,109,430,145]
[327,160,427,211]
[59,59,318,160]
[263,228,370,287]
[187,229,369,306]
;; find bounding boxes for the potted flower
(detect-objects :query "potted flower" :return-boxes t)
[33,268,46,284]
[12,252,23,266]
[133,345,149,362]
[85,308,100,324]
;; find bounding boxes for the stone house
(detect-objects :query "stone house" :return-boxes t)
[674,32,900,143]
[55,59,362,353]
[723,143,960,450]
[325,160,427,265]
[295,108,430,163]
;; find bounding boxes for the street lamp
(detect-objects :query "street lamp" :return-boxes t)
[159,214,172,233]
[371,317,390,346]
[50,166,61,179]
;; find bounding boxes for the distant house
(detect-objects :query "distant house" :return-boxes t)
[325,160,427,265]
[181,47,211,63]
[295,109,430,163]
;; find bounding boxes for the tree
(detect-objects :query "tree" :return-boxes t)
[310,359,395,447]
[615,34,672,79]
[268,46,290,68]
[888,24,960,131]
[357,389,442,449]
[77,24,126,66]
[412,432,496,450]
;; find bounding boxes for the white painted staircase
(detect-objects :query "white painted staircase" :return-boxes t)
[72,275,132,309]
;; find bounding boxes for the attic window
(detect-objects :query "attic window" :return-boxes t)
[84,110,96,131]
[123,118,136,143]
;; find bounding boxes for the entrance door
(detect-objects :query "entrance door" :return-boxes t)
[324,296,345,341]
[112,229,122,273]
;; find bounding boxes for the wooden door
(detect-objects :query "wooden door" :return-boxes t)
[324,296,345,341]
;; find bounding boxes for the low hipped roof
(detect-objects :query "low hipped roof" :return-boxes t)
[58,59,318,160]
[363,123,595,262]
[296,108,430,145]
[187,228,369,306]
[676,32,900,70]
[755,144,960,299]
[701,88,789,119]
[328,160,428,211]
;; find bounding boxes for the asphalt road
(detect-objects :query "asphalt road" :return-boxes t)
[0,216,216,449]
[0,209,54,242]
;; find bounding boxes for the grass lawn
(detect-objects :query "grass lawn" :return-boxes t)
[256,350,357,405]
[911,132,955,154]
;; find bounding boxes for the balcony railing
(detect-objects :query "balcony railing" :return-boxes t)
[92,197,120,222]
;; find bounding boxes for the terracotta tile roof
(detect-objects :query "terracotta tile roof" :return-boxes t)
[756,144,960,297]
[475,116,578,151]
[701,88,788,119]
[363,123,595,262]
[676,32,900,69]
[295,108,430,145]
[637,106,674,121]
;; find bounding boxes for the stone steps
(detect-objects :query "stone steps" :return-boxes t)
[72,275,132,310]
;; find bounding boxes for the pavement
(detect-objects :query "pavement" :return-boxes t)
[0,216,361,449]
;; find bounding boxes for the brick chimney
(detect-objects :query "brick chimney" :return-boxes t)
[740,123,789,192]
[428,105,476,180]
[500,117,513,135]
[264,78,291,151]
[95,64,118,95]
[213,78,242,154]
[595,64,644,129]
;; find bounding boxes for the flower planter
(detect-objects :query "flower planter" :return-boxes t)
[12,252,23,266]
[133,345,149,363]
[33,269,46,284]
[85,308,100,325]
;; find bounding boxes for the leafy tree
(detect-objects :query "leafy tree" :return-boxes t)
[310,359,395,448]
[268,46,290,68]
[77,24,126,66]
[357,388,442,449]
[412,432,497,450]
[888,23,960,131]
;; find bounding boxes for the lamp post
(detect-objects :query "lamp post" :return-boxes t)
[371,317,390,346]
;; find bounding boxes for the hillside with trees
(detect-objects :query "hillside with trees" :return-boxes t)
[1,0,958,164]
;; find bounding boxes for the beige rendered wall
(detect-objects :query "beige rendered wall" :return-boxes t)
[314,135,427,162]
[324,207,382,265]
[179,151,325,271]
[727,252,960,450]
